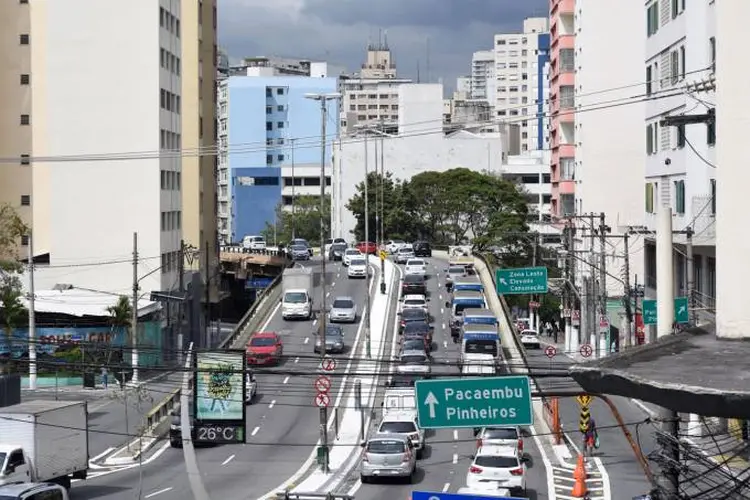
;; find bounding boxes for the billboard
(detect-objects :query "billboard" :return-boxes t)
[194,350,245,421]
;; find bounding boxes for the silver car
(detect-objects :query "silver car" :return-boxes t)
[396,349,431,376]
[290,244,310,260]
[360,434,417,484]
[329,296,357,323]
[314,325,346,354]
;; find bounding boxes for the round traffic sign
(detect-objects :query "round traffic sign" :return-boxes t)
[580,343,593,358]
[544,345,557,359]
[314,375,331,393]
[315,392,330,408]
[321,357,336,372]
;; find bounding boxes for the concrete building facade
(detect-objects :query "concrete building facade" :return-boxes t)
[493,17,550,152]
[217,76,338,243]
[642,0,716,313]
[549,0,576,217]
[30,0,183,297]
[500,151,552,222]
[0,1,32,251]
[470,50,495,103]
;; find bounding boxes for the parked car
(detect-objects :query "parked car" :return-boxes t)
[328,296,357,323]
[246,332,284,365]
[357,241,378,254]
[413,241,432,257]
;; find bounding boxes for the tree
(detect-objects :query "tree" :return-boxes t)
[0,204,28,371]
[262,195,330,247]
[105,295,132,365]
[346,172,418,241]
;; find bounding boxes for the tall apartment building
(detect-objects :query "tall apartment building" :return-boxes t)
[181,0,219,300]
[456,76,472,95]
[642,0,716,310]
[217,76,339,243]
[29,0,183,297]
[470,50,495,102]
[549,0,576,216]
[0,2,32,252]
[340,44,412,133]
[493,17,550,152]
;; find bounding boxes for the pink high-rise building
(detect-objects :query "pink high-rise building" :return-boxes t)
[549,0,576,216]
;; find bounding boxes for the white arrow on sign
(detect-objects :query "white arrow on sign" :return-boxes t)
[424,392,439,418]
[678,305,686,315]
[499,278,508,286]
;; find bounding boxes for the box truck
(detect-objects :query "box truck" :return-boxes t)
[281,267,314,320]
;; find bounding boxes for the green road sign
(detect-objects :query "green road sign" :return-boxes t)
[496,267,548,295]
[642,297,689,325]
[415,376,533,429]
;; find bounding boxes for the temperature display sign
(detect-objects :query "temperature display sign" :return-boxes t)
[195,423,245,444]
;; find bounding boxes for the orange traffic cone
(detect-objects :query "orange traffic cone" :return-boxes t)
[571,474,588,497]
[574,454,587,480]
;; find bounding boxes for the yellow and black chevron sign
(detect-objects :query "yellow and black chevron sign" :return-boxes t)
[577,394,592,407]
[579,406,591,433]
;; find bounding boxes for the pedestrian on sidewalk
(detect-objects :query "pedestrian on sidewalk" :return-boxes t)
[101,366,108,390]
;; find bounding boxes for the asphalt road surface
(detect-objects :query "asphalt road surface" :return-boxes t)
[347,255,551,500]
[71,257,382,500]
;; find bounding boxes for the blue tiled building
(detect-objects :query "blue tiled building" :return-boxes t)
[220,76,339,242]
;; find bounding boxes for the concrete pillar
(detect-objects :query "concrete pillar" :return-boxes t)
[716,1,750,339]
[656,206,675,339]
[687,413,703,438]
[570,325,580,355]
[564,322,572,352]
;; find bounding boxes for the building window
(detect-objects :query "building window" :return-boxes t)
[710,179,716,215]
[647,2,659,36]
[266,122,273,131]
[559,86,574,109]
[266,154,273,165]
[709,37,716,72]
[277,122,284,129]
[20,74,29,85]
[679,46,686,80]
[674,180,685,214]
[560,49,574,72]
[20,114,30,125]
[646,123,658,154]
[276,88,284,95]
[277,105,284,112]
[560,158,575,180]
[254,177,279,186]
[21,235,29,246]
[266,88,272,97]
[20,154,30,165]
[19,34,29,45]
[20,195,30,206]
[646,66,653,95]
[645,183,655,213]
[277,154,284,162]
[707,111,716,146]
[266,106,272,115]
[670,50,680,85]
[675,124,686,148]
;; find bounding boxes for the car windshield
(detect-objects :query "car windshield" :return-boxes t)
[345,249,360,255]
[403,323,430,334]
[404,299,425,306]
[404,275,424,283]
[332,243,347,251]
[465,339,498,356]
[284,292,307,303]
[367,440,406,454]
[402,309,427,320]
[408,260,424,266]
[332,299,353,308]
[522,331,537,337]
[325,327,343,338]
[474,455,520,468]
[292,245,307,251]
[250,337,276,346]
[449,267,465,275]
[402,340,425,351]
[398,248,412,253]
[380,421,418,434]
[292,239,308,246]
[483,428,519,440]
[350,259,366,266]
[401,354,428,364]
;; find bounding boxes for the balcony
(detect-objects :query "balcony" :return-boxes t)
[559,179,575,195]
[551,0,575,15]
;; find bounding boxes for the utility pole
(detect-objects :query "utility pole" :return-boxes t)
[178,240,186,365]
[379,128,385,245]
[588,213,597,351]
[364,133,371,359]
[318,97,329,358]
[531,233,538,332]
[291,138,296,239]
[658,407,681,496]
[685,227,695,326]
[27,231,37,390]
[598,212,608,354]
[204,240,210,348]
[568,220,578,353]
[374,136,380,246]
[131,232,139,385]
[623,233,633,348]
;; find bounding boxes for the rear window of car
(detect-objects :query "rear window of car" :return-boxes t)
[407,260,424,266]
[483,428,519,440]
[345,249,360,255]
[404,275,424,283]
[403,323,429,334]
[380,421,418,434]
[402,309,427,319]
[449,266,465,274]
[367,440,406,454]
[350,258,366,266]
[475,455,519,468]
[398,247,412,253]
[404,299,425,305]
[401,354,428,364]
[333,299,353,308]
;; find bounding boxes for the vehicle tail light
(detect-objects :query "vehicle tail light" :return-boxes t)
[362,453,369,463]
[518,438,524,451]
[510,467,524,476]
[402,451,411,463]
[476,439,482,449]
[469,466,483,474]
[400,321,405,328]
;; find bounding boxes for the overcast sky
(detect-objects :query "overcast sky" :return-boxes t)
[218,0,548,93]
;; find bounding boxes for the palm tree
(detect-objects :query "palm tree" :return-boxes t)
[0,272,27,373]
[105,295,132,371]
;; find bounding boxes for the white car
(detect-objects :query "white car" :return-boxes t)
[386,240,408,254]
[343,248,362,266]
[457,485,513,497]
[466,445,527,495]
[395,247,415,264]
[400,294,429,314]
[325,238,346,259]
[520,329,541,349]
[404,258,427,276]
[242,235,266,250]
[476,427,524,454]
[347,257,368,278]
[377,411,426,458]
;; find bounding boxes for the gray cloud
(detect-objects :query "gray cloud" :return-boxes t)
[218,0,548,93]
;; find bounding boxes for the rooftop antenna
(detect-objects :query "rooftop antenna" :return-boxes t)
[383,30,389,50]
[426,37,431,84]
[416,60,421,83]
[378,28,382,50]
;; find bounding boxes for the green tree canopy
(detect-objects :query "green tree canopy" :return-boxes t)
[0,204,29,371]
[262,195,330,247]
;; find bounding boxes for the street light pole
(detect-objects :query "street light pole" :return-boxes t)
[364,133,371,359]
[131,232,139,385]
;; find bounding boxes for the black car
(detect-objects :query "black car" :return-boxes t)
[403,321,433,349]
[413,241,432,257]
[399,308,430,334]
[169,408,195,448]
[400,337,430,356]
[329,242,347,261]
[401,274,427,296]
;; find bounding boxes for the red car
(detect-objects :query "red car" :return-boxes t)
[356,241,378,254]
[246,332,284,365]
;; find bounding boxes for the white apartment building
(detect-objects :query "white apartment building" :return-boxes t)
[470,50,495,103]
[456,76,472,95]
[500,151,552,222]
[493,17,550,152]
[30,0,183,296]
[574,0,645,297]
[642,0,716,311]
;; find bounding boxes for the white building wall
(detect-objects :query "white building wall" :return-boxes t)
[332,132,506,239]
[456,76,472,94]
[280,163,332,205]
[501,151,552,219]
[217,81,230,242]
[340,78,412,132]
[30,0,182,295]
[470,50,495,103]
[398,84,444,136]
[575,0,646,295]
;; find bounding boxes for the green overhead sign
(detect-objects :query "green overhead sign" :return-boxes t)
[415,376,533,429]
[642,297,689,325]
[496,267,548,295]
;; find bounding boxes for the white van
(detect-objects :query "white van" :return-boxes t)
[242,235,266,250]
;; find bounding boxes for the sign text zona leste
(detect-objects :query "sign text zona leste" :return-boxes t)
[496,267,549,295]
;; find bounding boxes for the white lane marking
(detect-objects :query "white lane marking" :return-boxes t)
[283,376,290,384]
[452,453,458,464]
[441,308,445,314]
[304,337,310,344]
[453,430,458,440]
[222,454,236,466]
[326,291,330,297]
[439,294,442,301]
[145,487,173,499]
[443,340,448,349]
[73,442,171,483]
[441,323,446,330]
[251,426,260,436]
[313,319,318,326]
[294,357,300,363]
[89,447,115,463]
[269,400,276,409]
[442,482,450,492]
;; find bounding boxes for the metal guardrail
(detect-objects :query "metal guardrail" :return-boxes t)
[144,386,180,430]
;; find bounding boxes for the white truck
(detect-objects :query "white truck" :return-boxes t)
[448,245,474,268]
[0,400,89,489]
[281,267,314,320]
